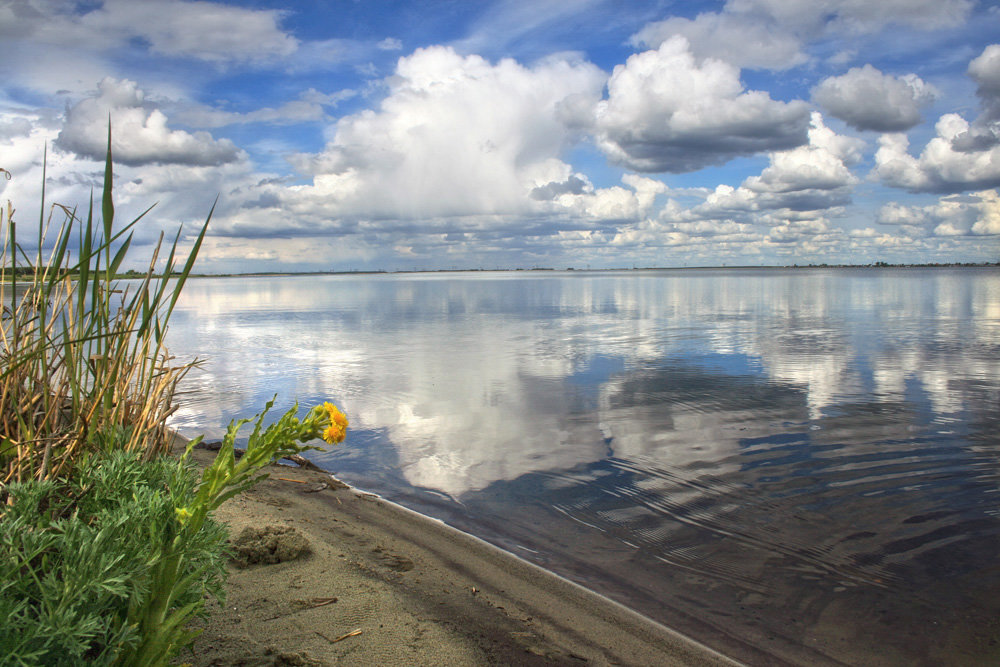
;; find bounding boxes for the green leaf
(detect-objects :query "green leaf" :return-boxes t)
[108,232,133,277]
[102,121,114,244]
[164,197,214,324]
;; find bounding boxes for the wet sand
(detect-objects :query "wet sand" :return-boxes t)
[180,442,741,666]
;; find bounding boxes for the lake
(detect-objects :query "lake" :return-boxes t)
[166,267,1000,665]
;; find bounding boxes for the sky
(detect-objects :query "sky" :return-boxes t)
[1,0,999,273]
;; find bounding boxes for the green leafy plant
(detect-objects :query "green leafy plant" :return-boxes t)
[124,398,347,665]
[0,446,227,665]
[0,400,348,666]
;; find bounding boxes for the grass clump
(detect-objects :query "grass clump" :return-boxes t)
[1,128,209,484]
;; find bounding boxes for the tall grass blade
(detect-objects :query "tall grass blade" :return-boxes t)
[164,197,214,328]
[108,233,133,277]
[102,122,114,245]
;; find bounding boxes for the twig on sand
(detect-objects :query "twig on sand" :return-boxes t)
[281,453,327,472]
[317,628,363,644]
[263,597,338,621]
[332,628,363,643]
[305,597,338,609]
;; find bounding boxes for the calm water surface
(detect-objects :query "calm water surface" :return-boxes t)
[167,268,1000,665]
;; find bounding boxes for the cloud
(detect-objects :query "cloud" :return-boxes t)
[872,46,1000,193]
[969,44,1000,101]
[275,46,605,226]
[951,44,1000,152]
[812,65,937,132]
[0,116,34,143]
[547,175,669,223]
[530,174,590,200]
[622,174,669,214]
[83,0,298,65]
[933,221,964,236]
[744,113,864,190]
[0,110,63,201]
[877,190,1000,236]
[555,185,642,221]
[766,217,830,243]
[1,0,297,66]
[56,78,241,166]
[526,167,669,223]
[594,37,811,173]
[877,201,928,226]
[377,38,403,51]
[874,115,1000,193]
[724,0,973,35]
[600,115,873,259]
[691,113,863,216]
[630,0,973,70]
[630,13,806,70]
[0,105,250,257]
[596,114,878,262]
[970,190,1000,235]
[174,89,356,128]
[454,0,606,58]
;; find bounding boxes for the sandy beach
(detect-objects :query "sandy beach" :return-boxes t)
[179,441,742,666]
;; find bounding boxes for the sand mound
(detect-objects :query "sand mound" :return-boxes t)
[231,524,310,567]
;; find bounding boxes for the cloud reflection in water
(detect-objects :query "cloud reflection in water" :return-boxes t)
[166,268,1000,663]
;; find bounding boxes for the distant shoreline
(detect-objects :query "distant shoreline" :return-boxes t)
[5,262,997,282]
[168,261,1000,279]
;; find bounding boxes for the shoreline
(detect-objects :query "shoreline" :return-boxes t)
[135,263,1000,280]
[179,439,743,666]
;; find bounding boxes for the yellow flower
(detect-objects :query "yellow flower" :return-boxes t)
[321,402,348,444]
[175,506,192,525]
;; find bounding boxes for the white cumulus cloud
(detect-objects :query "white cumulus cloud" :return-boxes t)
[692,113,863,216]
[969,44,1000,101]
[951,44,1000,152]
[876,191,1000,237]
[56,78,241,166]
[812,65,937,132]
[874,115,1000,193]
[877,201,928,226]
[277,47,605,224]
[971,190,1000,235]
[594,36,811,173]
[548,174,669,222]
[872,45,1000,193]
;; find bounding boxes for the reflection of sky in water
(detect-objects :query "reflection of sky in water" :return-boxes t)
[166,268,1000,664]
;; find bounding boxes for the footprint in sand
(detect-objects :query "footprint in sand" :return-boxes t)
[371,546,415,572]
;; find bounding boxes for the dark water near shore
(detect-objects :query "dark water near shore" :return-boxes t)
[167,267,1000,665]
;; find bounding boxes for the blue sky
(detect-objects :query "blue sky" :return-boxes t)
[1,0,999,272]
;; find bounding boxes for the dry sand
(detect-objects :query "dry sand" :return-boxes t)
[180,442,742,666]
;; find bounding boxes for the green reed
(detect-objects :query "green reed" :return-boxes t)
[1,126,211,483]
